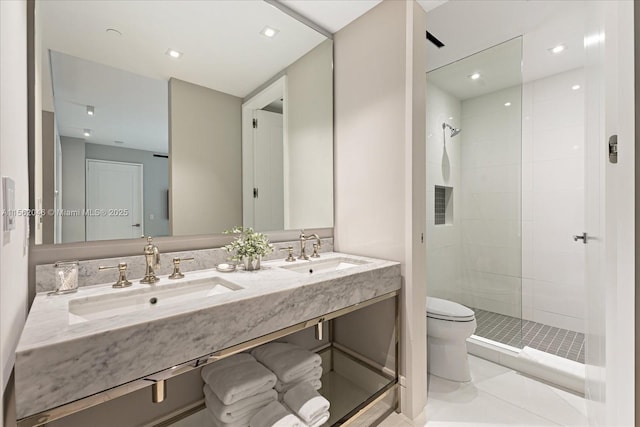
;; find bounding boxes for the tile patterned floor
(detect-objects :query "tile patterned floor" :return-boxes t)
[379,355,589,427]
[472,308,585,363]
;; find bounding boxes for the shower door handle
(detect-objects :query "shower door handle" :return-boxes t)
[573,232,588,244]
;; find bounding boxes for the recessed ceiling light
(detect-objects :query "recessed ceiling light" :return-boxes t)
[469,73,481,80]
[86,105,94,116]
[448,116,453,120]
[83,129,91,137]
[260,26,280,38]
[549,44,565,54]
[105,28,122,36]
[166,49,183,59]
[572,84,581,91]
[504,102,512,107]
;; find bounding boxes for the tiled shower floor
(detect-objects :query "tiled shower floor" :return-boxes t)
[472,308,585,363]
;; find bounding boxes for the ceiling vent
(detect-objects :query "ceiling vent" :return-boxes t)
[426,31,445,48]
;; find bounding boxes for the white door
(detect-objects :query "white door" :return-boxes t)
[86,159,143,241]
[253,109,284,231]
[584,1,635,426]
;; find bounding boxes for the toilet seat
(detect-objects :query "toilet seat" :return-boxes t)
[426,297,475,322]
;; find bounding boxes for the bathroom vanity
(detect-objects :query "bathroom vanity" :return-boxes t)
[16,252,400,427]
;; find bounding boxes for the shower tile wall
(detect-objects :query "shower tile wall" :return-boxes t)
[521,68,585,333]
[459,85,522,318]
[426,82,462,302]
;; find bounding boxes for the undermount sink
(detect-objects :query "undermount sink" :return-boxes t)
[68,277,242,324]
[279,257,369,274]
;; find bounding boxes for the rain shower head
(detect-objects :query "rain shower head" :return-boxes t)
[442,122,461,138]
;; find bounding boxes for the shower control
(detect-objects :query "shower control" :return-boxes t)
[573,232,588,244]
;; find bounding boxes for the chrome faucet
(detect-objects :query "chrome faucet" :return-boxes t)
[141,236,160,284]
[299,230,321,260]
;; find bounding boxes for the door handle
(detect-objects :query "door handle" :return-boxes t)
[132,224,141,227]
[573,232,588,244]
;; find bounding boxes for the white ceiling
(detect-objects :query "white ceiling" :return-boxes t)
[279,1,383,34]
[282,0,586,100]
[426,38,522,101]
[417,1,449,13]
[280,0,448,34]
[39,1,326,99]
[51,51,169,153]
[39,0,327,151]
[42,0,592,148]
[425,0,587,100]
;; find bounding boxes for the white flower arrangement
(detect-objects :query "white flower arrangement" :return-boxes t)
[223,226,274,264]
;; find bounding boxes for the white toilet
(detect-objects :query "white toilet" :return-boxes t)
[426,297,477,382]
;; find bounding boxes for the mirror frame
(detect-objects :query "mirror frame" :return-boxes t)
[26,0,334,290]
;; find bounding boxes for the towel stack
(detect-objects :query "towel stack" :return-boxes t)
[249,401,304,427]
[248,387,330,427]
[250,342,330,427]
[251,342,323,399]
[283,382,330,427]
[201,353,277,427]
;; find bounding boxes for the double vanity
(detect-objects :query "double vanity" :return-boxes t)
[16,249,401,427]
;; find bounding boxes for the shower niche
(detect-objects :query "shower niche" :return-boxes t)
[434,186,453,225]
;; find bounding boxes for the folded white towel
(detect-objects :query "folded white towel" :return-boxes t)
[202,353,256,380]
[202,356,277,405]
[276,377,322,394]
[206,407,254,427]
[307,411,330,427]
[252,343,322,383]
[250,401,304,427]
[205,384,276,423]
[274,366,322,393]
[277,380,322,403]
[283,382,330,424]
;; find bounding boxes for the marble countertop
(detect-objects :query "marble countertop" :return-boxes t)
[15,252,401,419]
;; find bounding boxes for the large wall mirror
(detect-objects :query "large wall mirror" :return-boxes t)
[33,0,333,245]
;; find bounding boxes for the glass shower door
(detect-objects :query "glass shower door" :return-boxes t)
[426,37,524,350]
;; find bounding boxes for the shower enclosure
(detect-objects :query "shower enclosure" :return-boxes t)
[426,36,586,363]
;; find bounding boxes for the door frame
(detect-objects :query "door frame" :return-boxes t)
[85,158,144,240]
[241,75,287,229]
[584,1,635,425]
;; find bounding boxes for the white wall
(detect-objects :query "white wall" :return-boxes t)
[285,39,333,230]
[521,68,586,332]
[0,1,30,425]
[60,137,86,243]
[425,81,462,302]
[459,85,522,317]
[334,0,427,419]
[169,78,242,236]
[41,111,55,244]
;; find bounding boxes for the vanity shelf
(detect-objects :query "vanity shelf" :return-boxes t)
[166,345,398,427]
[18,283,400,427]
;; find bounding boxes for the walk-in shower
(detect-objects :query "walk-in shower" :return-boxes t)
[426,36,586,364]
